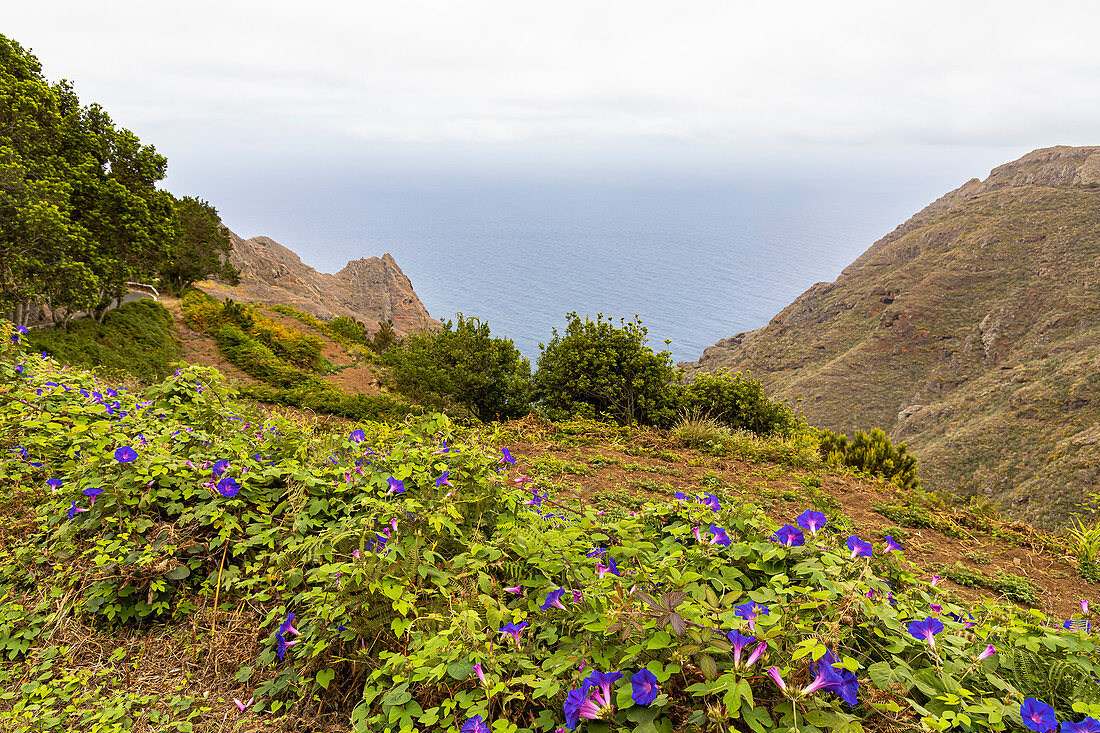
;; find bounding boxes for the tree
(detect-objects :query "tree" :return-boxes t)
[381,314,533,422]
[160,196,238,294]
[533,312,679,425]
[0,34,183,323]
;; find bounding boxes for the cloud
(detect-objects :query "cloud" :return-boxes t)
[5,0,1099,152]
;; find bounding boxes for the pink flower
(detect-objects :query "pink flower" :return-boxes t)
[505,586,522,594]
[978,644,996,661]
[766,666,788,692]
[233,696,254,712]
[1082,600,1090,615]
[474,662,486,685]
[931,575,941,587]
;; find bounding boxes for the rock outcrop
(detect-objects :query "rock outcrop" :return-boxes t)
[681,146,1100,527]
[197,232,440,335]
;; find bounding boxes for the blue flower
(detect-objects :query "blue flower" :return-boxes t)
[46,478,63,489]
[1063,619,1090,632]
[461,716,489,733]
[563,686,601,730]
[584,669,622,708]
[83,486,104,505]
[796,509,827,535]
[701,493,721,511]
[216,477,240,498]
[435,471,452,487]
[734,601,769,631]
[631,668,659,705]
[114,446,138,463]
[387,477,405,495]
[727,629,756,667]
[771,524,805,547]
[498,621,528,643]
[884,535,904,552]
[1062,717,1100,733]
[907,617,945,648]
[211,459,230,478]
[846,535,873,558]
[541,588,567,611]
[349,429,366,443]
[1021,699,1057,732]
[500,448,515,465]
[586,547,607,558]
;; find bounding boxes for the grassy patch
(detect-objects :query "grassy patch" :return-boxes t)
[27,300,180,383]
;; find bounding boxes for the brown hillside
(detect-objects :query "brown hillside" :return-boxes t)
[682,146,1100,527]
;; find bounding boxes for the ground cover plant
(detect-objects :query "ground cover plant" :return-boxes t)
[2,322,1100,732]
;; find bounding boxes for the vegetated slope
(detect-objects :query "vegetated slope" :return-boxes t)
[2,336,1099,732]
[682,146,1100,528]
[196,230,441,336]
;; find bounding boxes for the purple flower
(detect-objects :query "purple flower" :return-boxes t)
[563,687,601,730]
[114,446,137,463]
[586,547,607,558]
[978,644,996,661]
[727,629,756,667]
[584,670,622,708]
[541,589,567,611]
[1062,718,1100,733]
[846,535,873,558]
[907,617,945,648]
[1063,619,1091,632]
[211,459,230,478]
[796,510,827,535]
[802,662,845,696]
[216,476,240,498]
[46,478,63,489]
[673,491,687,500]
[767,666,788,692]
[461,716,489,733]
[597,556,620,579]
[884,535,904,552]
[930,603,943,614]
[710,525,732,546]
[701,493,721,512]
[505,585,522,594]
[813,652,860,706]
[734,601,769,631]
[387,477,405,495]
[473,663,486,685]
[1082,599,1090,615]
[83,486,104,505]
[67,501,88,519]
[1021,699,1057,732]
[500,448,515,465]
[771,524,805,547]
[631,668,659,706]
[435,471,452,487]
[349,429,366,443]
[498,621,528,643]
[931,574,941,586]
[524,490,547,506]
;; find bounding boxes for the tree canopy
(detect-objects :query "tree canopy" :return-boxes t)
[0,35,235,323]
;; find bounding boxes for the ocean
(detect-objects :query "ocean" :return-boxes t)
[216,172,939,364]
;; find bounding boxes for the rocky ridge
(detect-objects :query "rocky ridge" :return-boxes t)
[196,231,440,335]
[681,146,1100,527]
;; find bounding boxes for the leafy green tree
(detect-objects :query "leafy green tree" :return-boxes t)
[0,34,179,323]
[534,312,679,425]
[381,314,533,421]
[160,196,238,294]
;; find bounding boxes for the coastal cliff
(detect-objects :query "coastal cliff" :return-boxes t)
[197,231,441,336]
[682,146,1100,526]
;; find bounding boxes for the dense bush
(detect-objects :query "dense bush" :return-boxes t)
[237,383,422,423]
[3,324,1100,732]
[27,299,180,382]
[534,313,678,426]
[215,324,312,388]
[819,427,920,489]
[677,369,800,436]
[382,314,533,421]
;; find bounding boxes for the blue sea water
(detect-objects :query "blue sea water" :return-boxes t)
[216,173,937,364]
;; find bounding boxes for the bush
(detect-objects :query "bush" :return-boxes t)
[28,299,181,382]
[381,314,532,422]
[215,324,311,388]
[677,368,799,436]
[819,427,919,489]
[237,383,422,423]
[534,312,678,425]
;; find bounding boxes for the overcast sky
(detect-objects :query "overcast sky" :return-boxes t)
[5,1,1098,180]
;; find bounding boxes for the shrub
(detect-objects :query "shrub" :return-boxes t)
[215,324,311,388]
[28,299,181,383]
[534,312,678,425]
[677,368,799,436]
[819,427,919,489]
[672,410,733,449]
[382,314,532,422]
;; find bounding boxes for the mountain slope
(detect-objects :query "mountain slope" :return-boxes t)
[682,146,1100,526]
[196,231,441,336]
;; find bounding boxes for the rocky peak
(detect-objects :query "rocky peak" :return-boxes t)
[198,231,440,335]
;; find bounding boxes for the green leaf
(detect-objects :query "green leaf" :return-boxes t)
[316,668,335,690]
